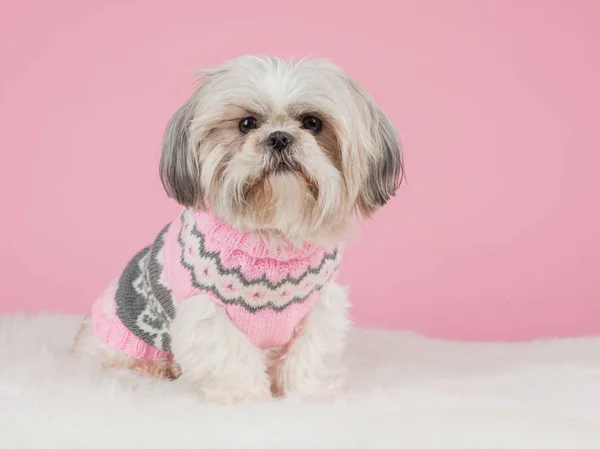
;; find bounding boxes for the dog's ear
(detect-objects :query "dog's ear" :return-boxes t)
[159,90,205,209]
[355,90,404,218]
[356,108,404,218]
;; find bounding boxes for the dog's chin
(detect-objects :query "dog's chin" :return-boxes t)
[233,170,352,246]
[226,168,309,238]
[272,163,293,174]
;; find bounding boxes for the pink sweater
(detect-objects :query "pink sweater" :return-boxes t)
[92,209,342,361]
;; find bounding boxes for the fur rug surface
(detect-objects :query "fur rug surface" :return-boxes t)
[1,314,599,448]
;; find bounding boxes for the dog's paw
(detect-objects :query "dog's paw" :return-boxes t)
[129,359,182,380]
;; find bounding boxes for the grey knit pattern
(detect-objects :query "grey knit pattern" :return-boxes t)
[115,225,175,352]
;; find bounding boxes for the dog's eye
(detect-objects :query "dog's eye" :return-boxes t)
[239,117,258,134]
[301,115,322,134]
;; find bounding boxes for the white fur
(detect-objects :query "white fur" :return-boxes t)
[4,314,600,449]
[274,283,351,399]
[169,295,271,403]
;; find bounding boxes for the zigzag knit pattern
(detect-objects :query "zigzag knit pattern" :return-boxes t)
[91,209,342,360]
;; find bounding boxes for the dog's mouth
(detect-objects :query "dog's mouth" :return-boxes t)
[273,162,293,173]
[241,155,320,222]
[264,153,300,175]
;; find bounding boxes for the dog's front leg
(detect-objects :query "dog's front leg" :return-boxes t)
[274,282,352,400]
[170,295,271,403]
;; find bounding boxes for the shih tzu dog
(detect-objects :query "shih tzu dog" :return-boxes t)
[73,55,403,403]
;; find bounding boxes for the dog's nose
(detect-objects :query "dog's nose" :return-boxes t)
[267,131,293,152]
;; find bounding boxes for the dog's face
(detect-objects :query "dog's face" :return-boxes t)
[160,56,403,241]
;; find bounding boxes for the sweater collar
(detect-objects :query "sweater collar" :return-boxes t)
[191,209,335,261]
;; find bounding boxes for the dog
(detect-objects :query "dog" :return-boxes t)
[73,55,404,403]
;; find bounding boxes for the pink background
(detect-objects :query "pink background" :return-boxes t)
[1,0,598,341]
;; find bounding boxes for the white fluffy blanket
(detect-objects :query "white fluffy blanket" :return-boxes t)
[1,315,599,448]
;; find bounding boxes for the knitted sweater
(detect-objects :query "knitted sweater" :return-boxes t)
[92,209,342,360]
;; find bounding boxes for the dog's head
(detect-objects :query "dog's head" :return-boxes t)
[160,55,403,242]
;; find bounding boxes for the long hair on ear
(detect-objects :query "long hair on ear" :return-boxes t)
[159,88,204,209]
[353,83,405,218]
